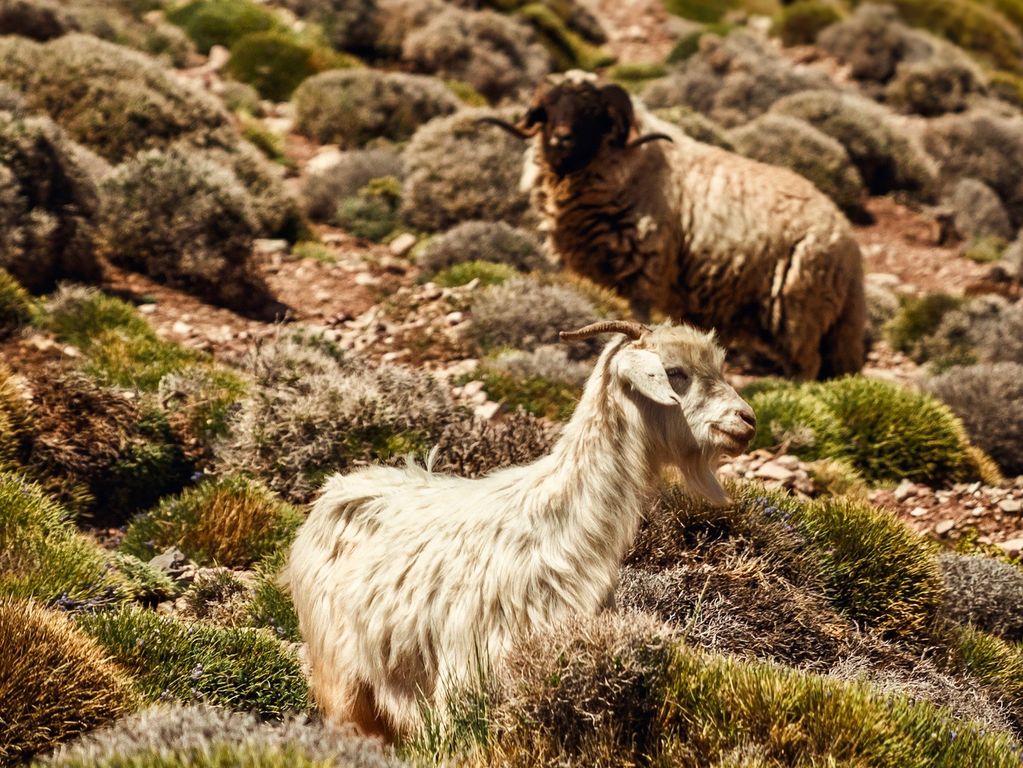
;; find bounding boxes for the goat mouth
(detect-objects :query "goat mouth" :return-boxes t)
[712,425,754,454]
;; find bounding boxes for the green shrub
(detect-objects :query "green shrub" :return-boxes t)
[885,49,985,116]
[38,703,403,768]
[166,0,280,53]
[773,0,841,46]
[121,476,303,568]
[963,236,1008,263]
[238,112,290,166]
[0,268,33,339]
[433,260,515,288]
[0,473,133,607]
[181,569,252,626]
[98,148,276,315]
[884,293,963,360]
[949,178,1013,242]
[293,69,460,147]
[514,2,614,71]
[419,221,548,276]
[989,69,1023,107]
[917,295,1023,369]
[158,366,249,447]
[76,605,307,716]
[431,410,555,479]
[402,108,535,231]
[665,23,732,63]
[227,30,349,101]
[948,624,1023,726]
[302,147,403,223]
[728,113,867,218]
[0,111,102,293]
[663,0,736,22]
[940,553,1023,642]
[0,365,30,471]
[652,105,734,148]
[278,0,381,53]
[335,176,402,242]
[0,598,136,765]
[770,89,938,199]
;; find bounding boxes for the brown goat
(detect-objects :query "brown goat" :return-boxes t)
[480,77,866,380]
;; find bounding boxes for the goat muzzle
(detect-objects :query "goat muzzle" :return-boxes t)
[474,117,538,141]
[560,320,650,341]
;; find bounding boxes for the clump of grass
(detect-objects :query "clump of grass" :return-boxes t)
[772,0,842,46]
[335,176,402,242]
[0,472,134,608]
[947,624,1023,727]
[248,550,301,642]
[940,553,1023,642]
[76,605,307,717]
[157,365,249,447]
[39,703,402,768]
[39,286,200,391]
[433,260,515,288]
[121,476,303,568]
[963,235,1008,263]
[432,410,555,479]
[0,268,33,339]
[749,376,981,485]
[419,221,548,276]
[181,569,252,626]
[665,22,733,63]
[0,364,31,470]
[0,598,137,765]
[884,293,964,359]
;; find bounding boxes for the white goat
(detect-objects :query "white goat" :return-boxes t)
[284,321,755,738]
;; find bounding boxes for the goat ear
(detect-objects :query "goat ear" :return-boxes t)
[599,84,635,147]
[614,348,681,407]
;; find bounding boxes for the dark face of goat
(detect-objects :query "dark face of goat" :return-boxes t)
[524,82,635,176]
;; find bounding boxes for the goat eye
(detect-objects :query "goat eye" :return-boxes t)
[666,367,688,380]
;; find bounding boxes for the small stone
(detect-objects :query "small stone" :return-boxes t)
[150,547,188,577]
[354,272,379,287]
[893,479,917,502]
[934,519,956,536]
[446,311,465,325]
[998,537,1023,555]
[756,461,796,483]
[461,380,485,399]
[381,350,410,363]
[474,401,502,420]
[389,232,418,257]
[62,346,81,358]
[774,454,800,470]
[254,238,288,256]
[138,303,157,314]
[998,498,1022,513]
[171,320,192,336]
[206,45,230,71]
[967,481,982,494]
[909,506,930,518]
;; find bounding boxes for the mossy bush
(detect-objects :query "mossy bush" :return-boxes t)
[227,30,351,102]
[98,148,276,316]
[948,178,1014,241]
[0,268,32,340]
[294,69,461,147]
[335,176,402,242]
[728,113,867,219]
[470,365,579,421]
[0,111,101,293]
[947,624,1023,727]
[940,553,1023,642]
[608,62,668,92]
[912,295,1023,369]
[39,704,403,768]
[166,0,280,53]
[0,598,136,765]
[302,147,403,223]
[927,362,1023,476]
[402,108,535,231]
[963,236,1008,263]
[514,2,613,71]
[157,365,249,449]
[121,476,303,568]
[401,7,552,103]
[419,221,548,276]
[817,2,929,84]
[432,260,516,288]
[248,551,301,642]
[664,22,732,64]
[642,31,830,128]
[180,569,252,626]
[0,473,135,607]
[77,605,308,716]
[748,376,982,485]
[0,34,231,163]
[772,0,842,46]
[770,89,938,199]
[924,110,1023,228]
[468,276,610,358]
[279,0,381,54]
[989,69,1023,107]
[213,333,464,501]
[652,105,733,149]
[432,410,555,478]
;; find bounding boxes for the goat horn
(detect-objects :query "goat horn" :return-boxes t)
[560,320,649,341]
[626,133,674,149]
[474,117,536,140]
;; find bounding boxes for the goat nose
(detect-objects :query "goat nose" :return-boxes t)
[737,407,756,430]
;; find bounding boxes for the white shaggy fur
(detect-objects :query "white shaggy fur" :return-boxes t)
[284,323,754,738]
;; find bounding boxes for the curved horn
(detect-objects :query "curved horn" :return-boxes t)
[625,132,674,149]
[560,320,650,341]
[474,117,537,140]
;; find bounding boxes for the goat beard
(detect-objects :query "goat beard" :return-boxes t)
[679,450,729,507]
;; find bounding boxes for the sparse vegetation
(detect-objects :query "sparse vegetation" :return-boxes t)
[335,175,403,242]
[419,221,548,276]
[773,0,842,46]
[940,553,1023,642]
[0,268,33,339]
[302,147,403,222]
[433,260,516,287]
[432,410,555,478]
[227,30,350,102]
[884,292,964,361]
[121,476,303,567]
[166,0,279,54]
